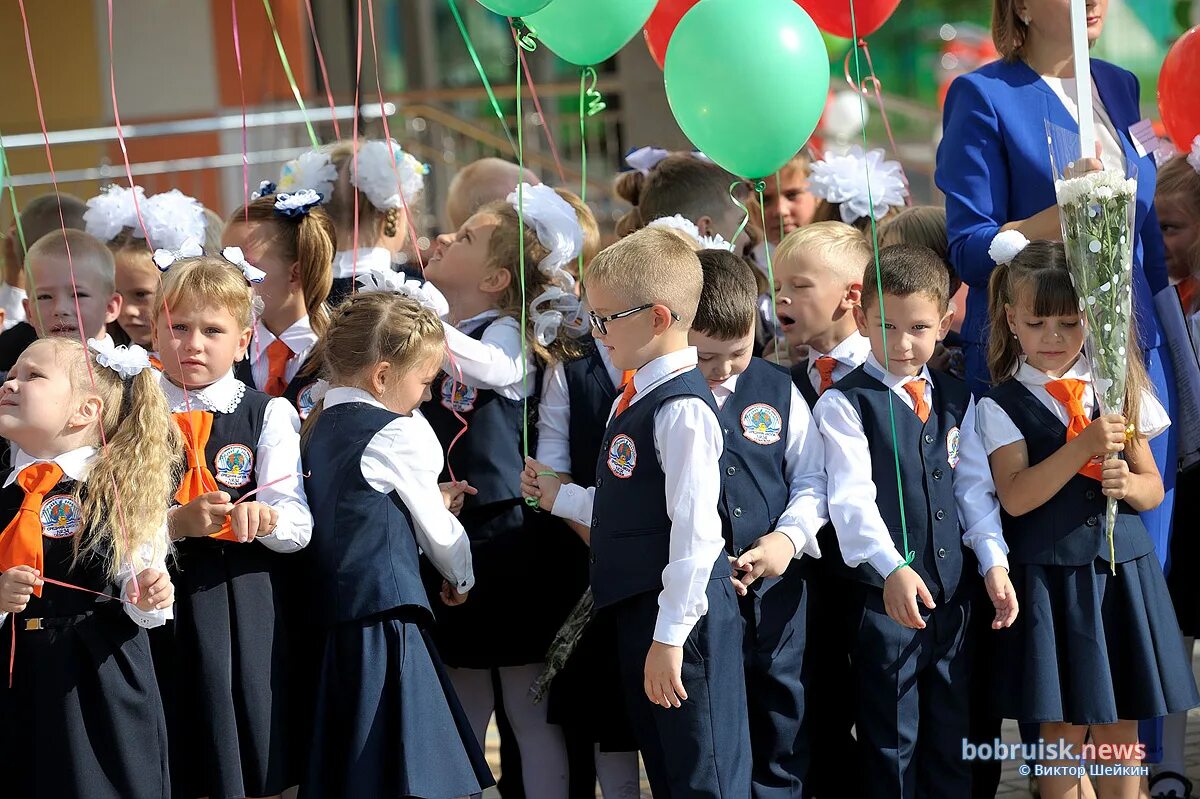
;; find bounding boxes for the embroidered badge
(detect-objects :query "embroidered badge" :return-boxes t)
[296,383,318,421]
[740,403,783,446]
[215,443,254,488]
[440,378,477,413]
[946,426,961,470]
[41,494,83,539]
[607,434,637,478]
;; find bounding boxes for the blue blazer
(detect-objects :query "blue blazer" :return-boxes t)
[936,58,1167,388]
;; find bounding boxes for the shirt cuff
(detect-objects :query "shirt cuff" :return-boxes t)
[772,525,815,560]
[972,538,1010,576]
[652,615,697,648]
[121,577,172,628]
[868,547,908,582]
[550,483,591,527]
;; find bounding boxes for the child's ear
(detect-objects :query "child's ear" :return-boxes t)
[479,267,512,296]
[1004,303,1016,337]
[651,304,675,334]
[289,261,302,285]
[105,293,122,325]
[852,304,869,337]
[842,282,863,310]
[69,393,103,430]
[369,360,390,397]
[235,327,253,361]
[937,308,954,342]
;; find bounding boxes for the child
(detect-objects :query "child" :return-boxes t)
[152,256,313,799]
[0,335,179,798]
[2,192,87,331]
[690,248,828,798]
[223,192,335,418]
[419,183,594,798]
[446,156,539,230]
[298,290,493,798]
[1156,150,1200,314]
[808,146,907,233]
[0,229,122,371]
[523,227,752,799]
[751,151,817,265]
[813,243,1016,798]
[978,238,1199,798]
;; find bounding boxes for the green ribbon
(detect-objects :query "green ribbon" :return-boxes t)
[448,0,519,156]
[262,0,320,149]
[511,17,538,51]
[0,130,42,334]
[576,67,603,285]
[511,28,537,508]
[753,183,782,366]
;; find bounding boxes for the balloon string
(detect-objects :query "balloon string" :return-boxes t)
[442,349,471,484]
[231,0,249,220]
[754,183,781,365]
[512,17,538,51]
[848,0,913,568]
[303,0,342,139]
[515,28,534,492]
[0,133,29,257]
[728,180,753,246]
[351,0,364,287]
[843,38,912,205]
[448,0,519,156]
[513,24,567,184]
[576,68,601,284]
[261,0,320,149]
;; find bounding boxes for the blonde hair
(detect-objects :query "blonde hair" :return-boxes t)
[38,337,182,580]
[986,240,1150,429]
[153,256,255,330]
[586,227,703,327]
[614,153,739,237]
[322,139,420,247]
[227,197,336,336]
[774,221,872,285]
[26,229,117,294]
[992,0,1030,60]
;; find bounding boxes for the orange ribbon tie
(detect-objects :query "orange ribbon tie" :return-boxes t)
[1045,378,1104,481]
[615,375,637,418]
[264,339,293,398]
[903,378,930,424]
[173,410,237,540]
[0,462,65,597]
[814,356,838,395]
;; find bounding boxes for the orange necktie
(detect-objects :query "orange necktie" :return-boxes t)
[0,462,65,597]
[615,374,638,417]
[904,379,930,424]
[264,339,293,398]
[173,410,237,541]
[1045,378,1104,481]
[814,356,837,395]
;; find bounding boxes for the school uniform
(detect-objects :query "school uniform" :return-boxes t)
[233,316,322,420]
[155,370,313,799]
[815,354,1008,799]
[552,347,752,799]
[0,446,171,799]
[0,320,37,371]
[298,387,492,798]
[712,357,827,799]
[977,358,1200,724]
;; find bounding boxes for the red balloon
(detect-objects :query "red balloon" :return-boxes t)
[1159,26,1200,151]
[794,0,900,39]
[643,0,699,70]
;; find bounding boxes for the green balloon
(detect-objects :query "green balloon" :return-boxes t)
[525,0,658,66]
[664,0,829,178]
[475,0,552,16]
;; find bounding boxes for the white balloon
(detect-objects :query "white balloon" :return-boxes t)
[822,90,870,140]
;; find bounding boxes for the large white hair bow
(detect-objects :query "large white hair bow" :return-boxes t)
[221,247,267,284]
[646,215,733,251]
[350,140,428,211]
[809,145,908,224]
[88,337,152,380]
[142,189,208,253]
[508,183,583,282]
[278,149,337,200]
[83,185,146,242]
[354,270,443,313]
[624,146,670,175]
[152,237,204,271]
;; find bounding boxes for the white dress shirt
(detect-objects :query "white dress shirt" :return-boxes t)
[550,347,726,647]
[332,247,392,280]
[0,283,26,331]
[323,386,475,591]
[814,353,1009,581]
[710,373,828,558]
[536,344,621,475]
[1040,76,1127,173]
[975,355,1171,455]
[158,369,313,552]
[0,446,172,629]
[442,310,536,401]
[248,315,318,390]
[803,332,872,395]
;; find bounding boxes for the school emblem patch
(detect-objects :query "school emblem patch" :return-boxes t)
[607,434,637,479]
[440,379,477,413]
[215,444,254,488]
[946,426,961,470]
[296,383,318,421]
[740,403,783,446]
[41,494,82,539]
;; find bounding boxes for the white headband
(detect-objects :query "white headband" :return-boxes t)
[809,145,908,224]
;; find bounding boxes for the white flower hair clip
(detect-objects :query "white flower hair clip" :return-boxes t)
[221,247,266,284]
[988,229,1031,265]
[278,149,337,200]
[646,215,733,251]
[88,337,152,380]
[274,190,322,218]
[83,185,146,242]
[354,270,442,312]
[351,139,428,211]
[1188,135,1200,175]
[152,237,204,271]
[142,189,207,253]
[508,183,583,282]
[624,146,670,175]
[809,145,908,225]
[530,286,587,346]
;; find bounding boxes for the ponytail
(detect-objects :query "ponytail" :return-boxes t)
[985,261,1021,383]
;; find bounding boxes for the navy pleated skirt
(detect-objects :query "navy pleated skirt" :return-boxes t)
[300,610,495,799]
[995,554,1200,725]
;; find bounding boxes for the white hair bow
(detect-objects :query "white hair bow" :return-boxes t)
[350,140,429,211]
[88,337,152,380]
[83,185,146,242]
[646,215,733,251]
[152,237,204,271]
[221,247,267,284]
[809,145,908,224]
[988,230,1031,265]
[530,287,587,346]
[624,146,670,175]
[278,150,337,201]
[508,183,583,281]
[142,189,208,253]
[354,271,442,312]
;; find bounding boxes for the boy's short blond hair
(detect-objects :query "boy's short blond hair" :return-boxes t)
[586,227,702,328]
[774,221,871,285]
[25,229,116,293]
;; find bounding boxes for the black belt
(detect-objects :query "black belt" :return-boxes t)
[21,609,101,631]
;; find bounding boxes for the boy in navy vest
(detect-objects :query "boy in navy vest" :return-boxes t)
[523,227,751,799]
[689,249,827,799]
[812,244,1017,798]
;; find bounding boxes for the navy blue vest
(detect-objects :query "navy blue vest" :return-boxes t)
[984,380,1153,566]
[234,346,321,422]
[562,344,619,488]
[836,365,974,600]
[302,402,433,626]
[790,359,820,409]
[589,367,729,609]
[717,358,792,553]
[198,389,270,505]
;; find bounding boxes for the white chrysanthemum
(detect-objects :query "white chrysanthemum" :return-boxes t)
[83,185,146,241]
[351,139,428,211]
[1189,135,1200,175]
[277,149,337,200]
[809,145,908,224]
[988,229,1030,265]
[142,190,206,253]
[1055,168,1136,208]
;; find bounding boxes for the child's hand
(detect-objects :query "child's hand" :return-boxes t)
[1080,414,1127,458]
[734,531,797,589]
[1101,457,1132,500]
[883,565,935,630]
[728,555,748,597]
[171,491,234,538]
[439,480,477,516]
[521,457,562,512]
[0,566,42,614]
[130,568,174,612]
[984,566,1018,629]
[440,579,468,606]
[229,501,279,543]
[644,641,687,708]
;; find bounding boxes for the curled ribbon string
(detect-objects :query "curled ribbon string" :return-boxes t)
[848,0,914,568]
[843,37,912,206]
[582,68,606,117]
[728,180,753,248]
[262,0,320,150]
[303,0,342,139]
[576,67,605,283]
[231,0,250,219]
[442,350,472,485]
[448,0,519,157]
[513,23,567,184]
[512,17,538,51]
[752,182,782,366]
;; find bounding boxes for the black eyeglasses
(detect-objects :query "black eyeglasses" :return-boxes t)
[588,303,680,336]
